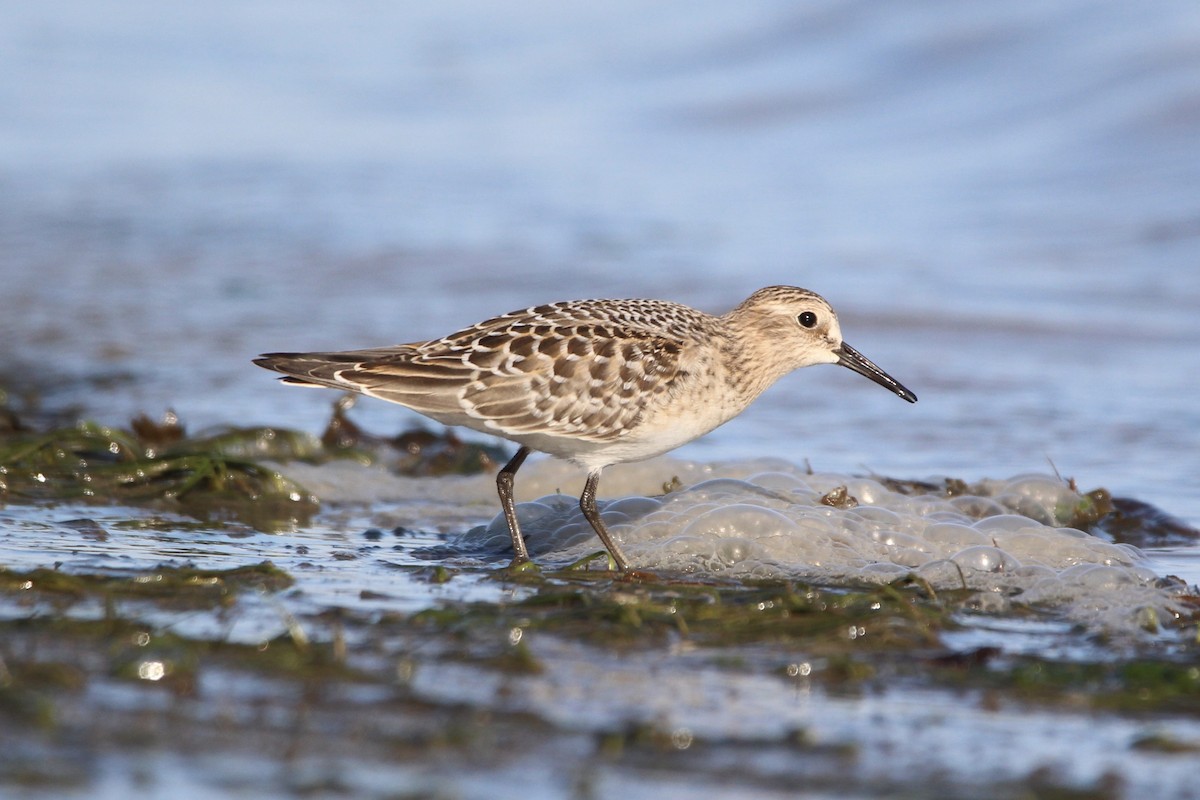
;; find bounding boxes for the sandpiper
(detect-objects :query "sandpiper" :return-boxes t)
[255,286,916,571]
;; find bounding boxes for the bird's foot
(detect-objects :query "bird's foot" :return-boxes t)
[564,551,618,572]
[501,557,542,576]
[565,551,652,579]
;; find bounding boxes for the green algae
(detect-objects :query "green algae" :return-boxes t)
[0,560,294,607]
[508,574,950,653]
[397,573,956,688]
[0,417,320,530]
[394,571,1200,713]
[0,404,513,532]
[0,613,360,731]
[914,651,1200,715]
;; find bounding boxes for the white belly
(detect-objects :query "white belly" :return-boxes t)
[506,389,745,470]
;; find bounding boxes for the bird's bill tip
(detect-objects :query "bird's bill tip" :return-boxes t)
[836,342,917,403]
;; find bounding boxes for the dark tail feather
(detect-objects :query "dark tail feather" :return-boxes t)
[253,352,362,390]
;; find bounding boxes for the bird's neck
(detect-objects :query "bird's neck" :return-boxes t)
[710,321,790,407]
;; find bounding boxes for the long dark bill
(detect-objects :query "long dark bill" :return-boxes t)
[836,342,918,403]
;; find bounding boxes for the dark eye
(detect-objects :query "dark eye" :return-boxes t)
[797,311,818,329]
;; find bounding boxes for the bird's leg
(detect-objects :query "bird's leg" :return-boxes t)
[579,469,632,572]
[496,446,532,563]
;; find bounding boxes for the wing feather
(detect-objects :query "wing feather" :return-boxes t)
[256,298,705,443]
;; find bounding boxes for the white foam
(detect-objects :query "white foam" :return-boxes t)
[450,459,1188,635]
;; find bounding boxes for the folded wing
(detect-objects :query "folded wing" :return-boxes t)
[255,305,692,443]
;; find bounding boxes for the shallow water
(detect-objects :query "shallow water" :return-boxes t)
[2,1,1200,797]
[3,465,1200,799]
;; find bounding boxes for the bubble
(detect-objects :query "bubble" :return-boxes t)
[890,547,929,568]
[951,546,1020,573]
[923,522,988,549]
[948,495,1008,518]
[994,494,1056,525]
[681,505,799,540]
[924,510,975,525]
[1051,526,1090,540]
[987,532,1056,566]
[603,495,664,518]
[1096,542,1139,567]
[1011,564,1056,582]
[849,506,903,532]
[659,534,711,557]
[973,514,1044,534]
[869,530,925,550]
[1128,565,1160,582]
[843,478,890,506]
[864,561,912,577]
[1001,474,1078,506]
[630,520,679,545]
[828,529,878,558]
[528,493,577,511]
[598,510,632,527]
[792,515,836,538]
[1059,564,1140,591]
[716,537,758,565]
[747,471,808,492]
[681,478,761,501]
[661,493,721,514]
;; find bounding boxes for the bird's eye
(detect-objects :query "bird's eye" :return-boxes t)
[797,311,818,329]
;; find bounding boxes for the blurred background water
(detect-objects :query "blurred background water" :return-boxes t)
[1,0,1198,523]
